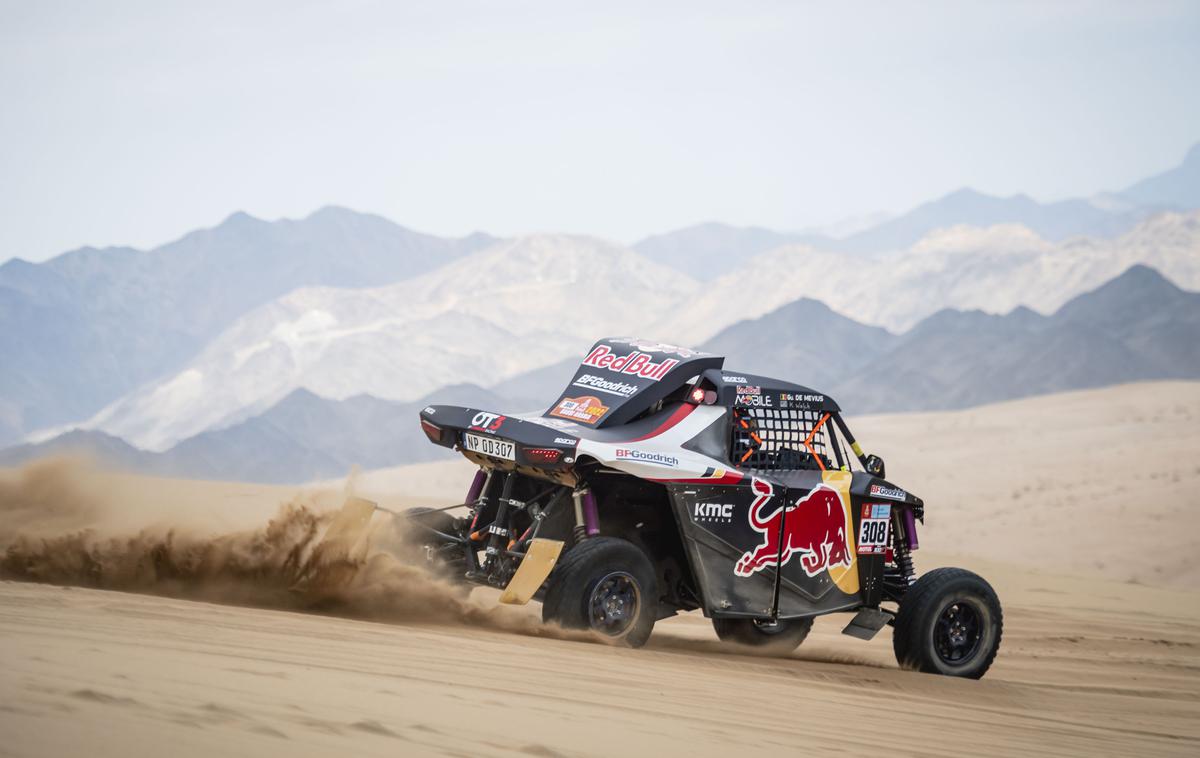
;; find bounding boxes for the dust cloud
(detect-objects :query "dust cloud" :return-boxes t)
[0,457,582,639]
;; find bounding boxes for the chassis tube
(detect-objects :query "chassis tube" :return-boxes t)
[484,472,515,564]
[831,413,871,469]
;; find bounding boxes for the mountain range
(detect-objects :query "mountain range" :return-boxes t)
[1,141,1198,471]
[634,141,1200,269]
[3,264,1196,483]
[75,234,695,451]
[62,209,1200,454]
[0,207,493,445]
[707,264,1200,413]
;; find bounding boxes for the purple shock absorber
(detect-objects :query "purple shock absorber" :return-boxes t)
[582,490,600,537]
[903,508,920,551]
[465,469,486,505]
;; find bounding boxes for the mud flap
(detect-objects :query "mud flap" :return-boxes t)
[499,538,564,605]
[841,607,892,640]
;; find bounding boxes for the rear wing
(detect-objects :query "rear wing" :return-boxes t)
[543,338,724,429]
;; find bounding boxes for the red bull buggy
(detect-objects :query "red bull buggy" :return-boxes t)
[406,337,1003,678]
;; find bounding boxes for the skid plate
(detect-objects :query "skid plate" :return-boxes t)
[499,538,564,605]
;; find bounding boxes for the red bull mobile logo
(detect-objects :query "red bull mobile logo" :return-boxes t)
[734,478,855,578]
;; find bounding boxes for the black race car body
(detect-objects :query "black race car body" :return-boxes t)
[412,337,1000,676]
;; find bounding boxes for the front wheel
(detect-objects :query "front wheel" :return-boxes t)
[541,537,658,647]
[892,567,1002,678]
[712,617,813,653]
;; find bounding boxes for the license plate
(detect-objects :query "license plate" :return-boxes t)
[463,433,515,460]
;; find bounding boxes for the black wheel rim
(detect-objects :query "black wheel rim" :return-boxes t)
[933,599,984,665]
[587,571,640,637]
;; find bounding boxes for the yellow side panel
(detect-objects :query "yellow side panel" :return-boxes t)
[821,470,860,596]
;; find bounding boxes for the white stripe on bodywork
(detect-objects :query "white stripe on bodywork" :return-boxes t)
[574,405,732,481]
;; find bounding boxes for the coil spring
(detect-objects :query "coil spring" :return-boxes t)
[895,547,917,585]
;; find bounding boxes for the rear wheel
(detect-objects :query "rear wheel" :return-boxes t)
[892,567,1002,678]
[541,537,658,647]
[712,617,813,653]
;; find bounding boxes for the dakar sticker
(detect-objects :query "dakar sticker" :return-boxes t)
[549,395,609,424]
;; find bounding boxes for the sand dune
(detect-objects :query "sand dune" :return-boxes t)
[2,567,1197,757]
[1,381,1199,756]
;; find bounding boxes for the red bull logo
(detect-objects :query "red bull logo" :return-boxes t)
[734,478,854,578]
[581,345,679,381]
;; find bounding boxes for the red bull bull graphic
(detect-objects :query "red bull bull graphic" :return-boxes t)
[734,478,854,578]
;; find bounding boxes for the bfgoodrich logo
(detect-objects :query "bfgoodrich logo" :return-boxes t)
[614,449,678,467]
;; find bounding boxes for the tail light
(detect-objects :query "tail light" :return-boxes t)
[420,419,443,443]
[524,447,562,464]
[688,386,718,404]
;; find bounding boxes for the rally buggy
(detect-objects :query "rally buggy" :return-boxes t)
[404,337,1002,678]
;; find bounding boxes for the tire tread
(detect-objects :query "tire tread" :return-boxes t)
[892,567,1003,678]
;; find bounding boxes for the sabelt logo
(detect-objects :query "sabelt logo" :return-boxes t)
[549,395,609,424]
[582,345,679,381]
[573,373,639,397]
[614,448,678,467]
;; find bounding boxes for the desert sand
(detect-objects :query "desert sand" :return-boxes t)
[2,381,1199,757]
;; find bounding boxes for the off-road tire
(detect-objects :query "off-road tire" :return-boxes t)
[892,567,1002,678]
[712,617,813,653]
[541,537,658,648]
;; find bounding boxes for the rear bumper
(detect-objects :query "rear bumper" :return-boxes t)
[418,405,579,474]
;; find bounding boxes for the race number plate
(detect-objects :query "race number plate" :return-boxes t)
[463,432,515,460]
[857,503,892,555]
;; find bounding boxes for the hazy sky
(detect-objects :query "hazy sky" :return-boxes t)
[2,1,1198,262]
